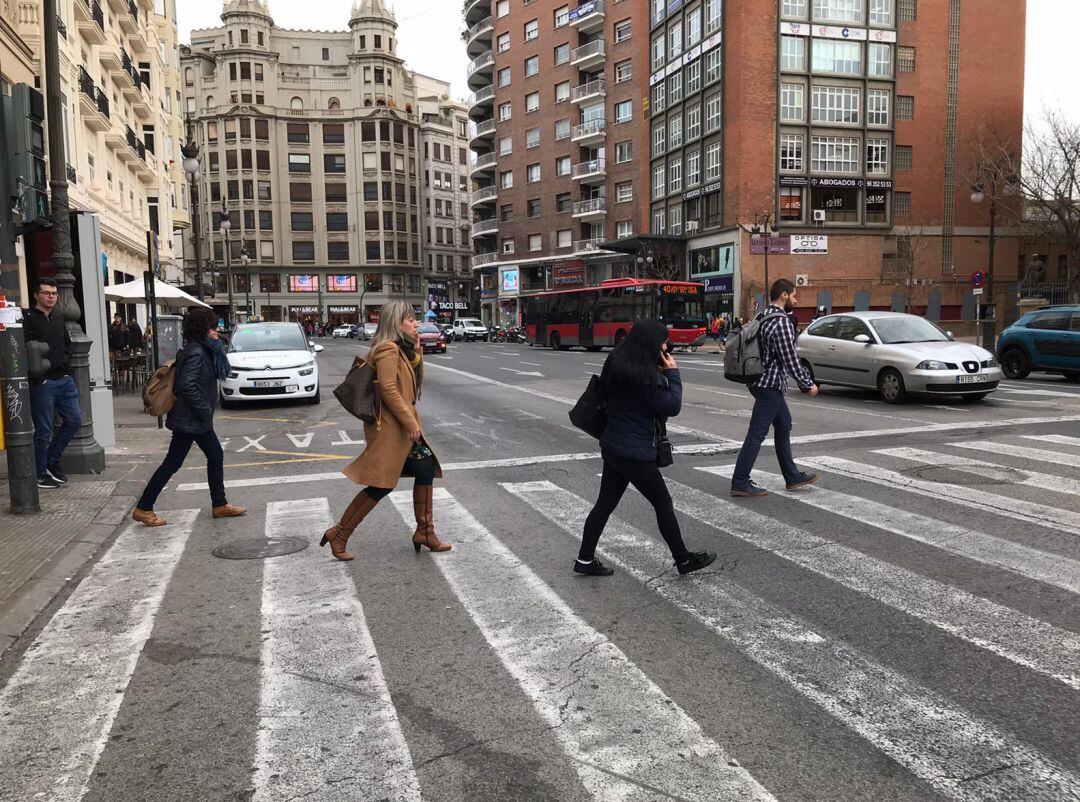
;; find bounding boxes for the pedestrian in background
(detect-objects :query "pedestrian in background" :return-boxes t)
[126,317,144,352]
[24,278,82,489]
[132,307,246,526]
[576,320,716,577]
[322,300,451,561]
[730,278,819,498]
[108,314,128,354]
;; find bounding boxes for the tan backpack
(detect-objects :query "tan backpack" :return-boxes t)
[142,359,177,416]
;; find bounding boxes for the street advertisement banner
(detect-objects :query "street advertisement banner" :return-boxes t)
[689,244,735,277]
[327,275,357,292]
[501,267,520,296]
[288,274,318,292]
[749,236,791,255]
[553,260,585,288]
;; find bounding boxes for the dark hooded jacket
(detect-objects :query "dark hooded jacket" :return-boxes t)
[598,363,682,462]
[166,339,218,435]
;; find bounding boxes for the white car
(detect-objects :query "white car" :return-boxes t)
[361,322,377,340]
[452,317,488,342]
[332,324,357,338]
[220,322,323,405]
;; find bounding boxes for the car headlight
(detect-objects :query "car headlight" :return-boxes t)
[982,356,999,368]
[916,360,957,370]
[299,366,315,376]
[227,371,238,379]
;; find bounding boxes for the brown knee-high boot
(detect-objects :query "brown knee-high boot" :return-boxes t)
[320,490,379,561]
[411,485,451,553]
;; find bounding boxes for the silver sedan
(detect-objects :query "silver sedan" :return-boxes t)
[796,311,1003,403]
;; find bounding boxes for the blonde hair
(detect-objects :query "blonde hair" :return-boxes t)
[370,300,417,351]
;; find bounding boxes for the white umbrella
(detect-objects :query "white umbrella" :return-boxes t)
[104,277,211,308]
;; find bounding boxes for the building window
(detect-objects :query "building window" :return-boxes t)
[867,89,890,125]
[896,94,914,120]
[780,82,804,122]
[669,158,683,192]
[287,122,309,143]
[893,191,911,216]
[554,81,570,103]
[556,192,572,212]
[686,60,702,93]
[617,221,634,239]
[526,127,540,148]
[324,154,346,173]
[497,32,510,53]
[781,36,806,71]
[615,60,632,83]
[498,67,511,87]
[668,72,682,104]
[897,46,916,72]
[554,43,570,65]
[326,183,347,203]
[669,23,683,59]
[780,186,804,220]
[813,0,863,24]
[810,135,861,173]
[705,141,721,179]
[705,0,721,31]
[653,210,666,234]
[554,5,569,26]
[291,212,314,231]
[616,181,633,202]
[686,7,702,46]
[615,140,633,163]
[614,19,632,42]
[653,164,666,198]
[705,91,722,132]
[527,198,541,217]
[869,0,894,24]
[500,170,514,188]
[326,212,348,231]
[496,0,509,17]
[894,144,912,170]
[812,40,862,75]
[669,114,683,148]
[780,133,804,170]
[686,104,701,141]
[811,85,860,124]
[499,135,513,155]
[526,91,540,112]
[327,242,349,262]
[258,180,272,200]
[288,154,311,173]
[898,0,917,20]
[704,47,722,84]
[498,102,512,121]
[669,205,682,232]
[292,241,316,261]
[259,210,273,230]
[653,121,666,156]
[868,43,893,77]
[323,123,345,144]
[687,150,701,185]
[555,155,571,176]
[500,204,514,223]
[524,19,538,40]
[782,0,808,18]
[554,118,571,140]
[528,233,542,252]
[502,238,515,254]
[651,34,666,70]
[526,163,541,182]
[614,100,633,123]
[866,138,889,174]
[652,82,666,113]
[525,55,539,77]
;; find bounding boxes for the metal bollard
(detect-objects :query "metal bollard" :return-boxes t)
[0,304,40,514]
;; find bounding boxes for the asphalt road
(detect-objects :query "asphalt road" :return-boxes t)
[2,338,1079,802]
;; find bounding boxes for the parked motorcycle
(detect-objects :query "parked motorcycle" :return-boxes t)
[489,325,508,343]
[506,326,527,344]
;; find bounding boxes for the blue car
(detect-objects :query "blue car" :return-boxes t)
[996,305,1080,382]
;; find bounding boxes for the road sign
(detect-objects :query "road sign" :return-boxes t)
[972,287,984,296]
[970,271,985,287]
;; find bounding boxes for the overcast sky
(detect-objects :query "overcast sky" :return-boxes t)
[177,0,1077,120]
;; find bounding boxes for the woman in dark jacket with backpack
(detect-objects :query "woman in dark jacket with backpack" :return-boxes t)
[576,320,716,577]
[132,308,245,526]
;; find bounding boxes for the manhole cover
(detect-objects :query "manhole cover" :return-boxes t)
[213,537,311,560]
[905,465,1025,486]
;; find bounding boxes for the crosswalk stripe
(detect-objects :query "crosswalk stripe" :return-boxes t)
[995,387,1080,398]
[387,488,775,801]
[954,439,1080,468]
[0,509,198,801]
[875,447,1080,498]
[687,467,1080,687]
[503,480,1080,800]
[1025,434,1080,447]
[699,465,1080,596]
[804,456,1080,538]
[253,498,420,802]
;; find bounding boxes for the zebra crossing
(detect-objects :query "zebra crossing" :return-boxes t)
[1,432,1079,800]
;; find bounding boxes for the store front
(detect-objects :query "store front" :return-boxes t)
[498,267,520,326]
[327,305,359,326]
[288,305,321,332]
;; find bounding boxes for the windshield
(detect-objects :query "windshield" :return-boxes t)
[869,317,951,344]
[229,324,309,352]
[418,324,440,333]
[458,319,483,326]
[659,294,704,326]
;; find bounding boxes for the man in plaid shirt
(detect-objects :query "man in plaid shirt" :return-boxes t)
[730,278,820,497]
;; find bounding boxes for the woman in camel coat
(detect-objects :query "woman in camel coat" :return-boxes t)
[321,300,451,561]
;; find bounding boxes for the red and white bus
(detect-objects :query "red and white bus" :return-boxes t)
[522,279,707,350]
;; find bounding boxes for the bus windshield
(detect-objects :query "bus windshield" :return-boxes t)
[659,290,705,328]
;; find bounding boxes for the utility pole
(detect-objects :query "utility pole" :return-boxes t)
[44,0,104,473]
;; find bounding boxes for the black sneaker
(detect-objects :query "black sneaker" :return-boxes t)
[730,482,768,498]
[676,550,717,575]
[47,464,68,484]
[37,475,60,489]
[573,558,615,576]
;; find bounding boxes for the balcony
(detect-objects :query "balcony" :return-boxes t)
[466,15,493,57]
[571,119,606,145]
[470,185,498,207]
[572,197,607,220]
[570,39,605,68]
[574,237,610,254]
[571,158,606,183]
[78,67,111,131]
[470,118,496,147]
[467,49,494,89]
[571,78,606,104]
[469,151,497,176]
[123,3,150,53]
[570,0,605,32]
[463,0,490,25]
[75,0,106,45]
[99,46,122,72]
[472,251,500,269]
[471,218,500,238]
[131,87,153,119]
[104,124,126,153]
[467,84,495,114]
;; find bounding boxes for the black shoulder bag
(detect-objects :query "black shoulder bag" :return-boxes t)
[655,419,674,467]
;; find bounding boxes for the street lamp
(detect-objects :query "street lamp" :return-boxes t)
[635,252,654,279]
[240,245,250,321]
[219,203,234,328]
[749,213,776,298]
[970,182,997,350]
[181,118,204,300]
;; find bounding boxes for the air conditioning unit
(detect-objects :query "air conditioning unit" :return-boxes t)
[812,210,826,223]
[685,220,700,232]
[795,274,810,287]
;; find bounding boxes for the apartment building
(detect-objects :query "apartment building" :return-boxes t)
[182,0,432,327]
[415,74,476,320]
[651,0,1025,322]
[466,0,650,325]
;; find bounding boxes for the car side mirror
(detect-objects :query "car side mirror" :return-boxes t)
[313,343,324,353]
[854,334,872,344]
[945,330,954,340]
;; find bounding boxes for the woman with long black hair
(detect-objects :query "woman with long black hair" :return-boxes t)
[576,320,716,576]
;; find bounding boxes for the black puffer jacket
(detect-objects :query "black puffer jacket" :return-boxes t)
[166,340,218,435]
[599,366,682,461]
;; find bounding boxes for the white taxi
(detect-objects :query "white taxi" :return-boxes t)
[220,322,323,406]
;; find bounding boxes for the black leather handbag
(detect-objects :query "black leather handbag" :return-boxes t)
[569,374,608,439]
[333,356,381,426]
[655,420,674,468]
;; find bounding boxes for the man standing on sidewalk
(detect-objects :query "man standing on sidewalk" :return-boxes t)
[730,278,818,498]
[24,278,82,489]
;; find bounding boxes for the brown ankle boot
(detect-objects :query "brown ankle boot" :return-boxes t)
[320,490,379,561]
[411,485,451,553]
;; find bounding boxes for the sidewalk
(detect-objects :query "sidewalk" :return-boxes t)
[0,393,167,659]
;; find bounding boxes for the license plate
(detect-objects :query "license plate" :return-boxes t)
[956,375,988,384]
[253,380,285,388]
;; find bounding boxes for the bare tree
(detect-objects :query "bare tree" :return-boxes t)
[637,238,684,281]
[973,111,1080,302]
[884,224,935,314]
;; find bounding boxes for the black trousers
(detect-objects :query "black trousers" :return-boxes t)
[138,430,227,510]
[365,453,436,501]
[579,451,690,562]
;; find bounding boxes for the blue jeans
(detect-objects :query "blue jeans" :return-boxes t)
[138,430,227,510]
[731,386,799,488]
[29,375,82,478]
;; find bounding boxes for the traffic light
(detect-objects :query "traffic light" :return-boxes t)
[26,339,50,382]
[2,84,49,228]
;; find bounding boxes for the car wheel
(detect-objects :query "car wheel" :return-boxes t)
[550,332,562,350]
[1000,347,1030,380]
[219,395,232,409]
[1063,371,1080,383]
[800,359,816,384]
[308,387,320,405]
[878,368,907,404]
[959,392,990,402]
